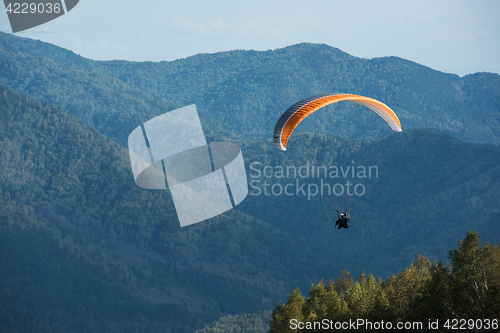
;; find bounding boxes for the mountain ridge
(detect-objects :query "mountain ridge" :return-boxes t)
[1,32,499,147]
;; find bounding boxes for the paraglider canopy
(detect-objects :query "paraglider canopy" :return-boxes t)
[274,94,402,151]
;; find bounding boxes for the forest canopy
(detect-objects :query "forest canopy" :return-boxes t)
[270,231,500,333]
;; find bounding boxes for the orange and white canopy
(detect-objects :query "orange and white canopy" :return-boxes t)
[273,94,402,151]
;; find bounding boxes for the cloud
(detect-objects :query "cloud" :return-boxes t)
[171,18,225,35]
[69,35,128,60]
[170,17,282,39]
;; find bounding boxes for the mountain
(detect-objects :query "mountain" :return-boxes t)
[2,83,499,332]
[1,33,499,332]
[0,32,242,147]
[0,85,343,332]
[238,128,500,277]
[1,32,500,147]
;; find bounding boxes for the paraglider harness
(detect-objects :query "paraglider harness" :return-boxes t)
[335,210,350,229]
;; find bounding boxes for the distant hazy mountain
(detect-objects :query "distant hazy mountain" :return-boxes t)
[0,32,241,146]
[1,32,499,147]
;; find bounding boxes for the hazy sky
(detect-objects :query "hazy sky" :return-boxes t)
[1,0,499,76]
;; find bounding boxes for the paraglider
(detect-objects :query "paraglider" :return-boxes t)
[273,94,402,151]
[335,210,350,229]
[273,93,402,230]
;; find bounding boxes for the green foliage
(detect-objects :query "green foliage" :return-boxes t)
[270,231,500,332]
[414,231,500,324]
[384,255,432,321]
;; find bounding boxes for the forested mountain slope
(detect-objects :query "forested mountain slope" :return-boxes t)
[1,32,500,332]
[1,32,499,146]
[1,84,499,332]
[238,127,500,277]
[0,86,341,332]
[0,33,240,146]
[270,231,500,333]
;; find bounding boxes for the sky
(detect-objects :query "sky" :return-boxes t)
[1,0,499,76]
